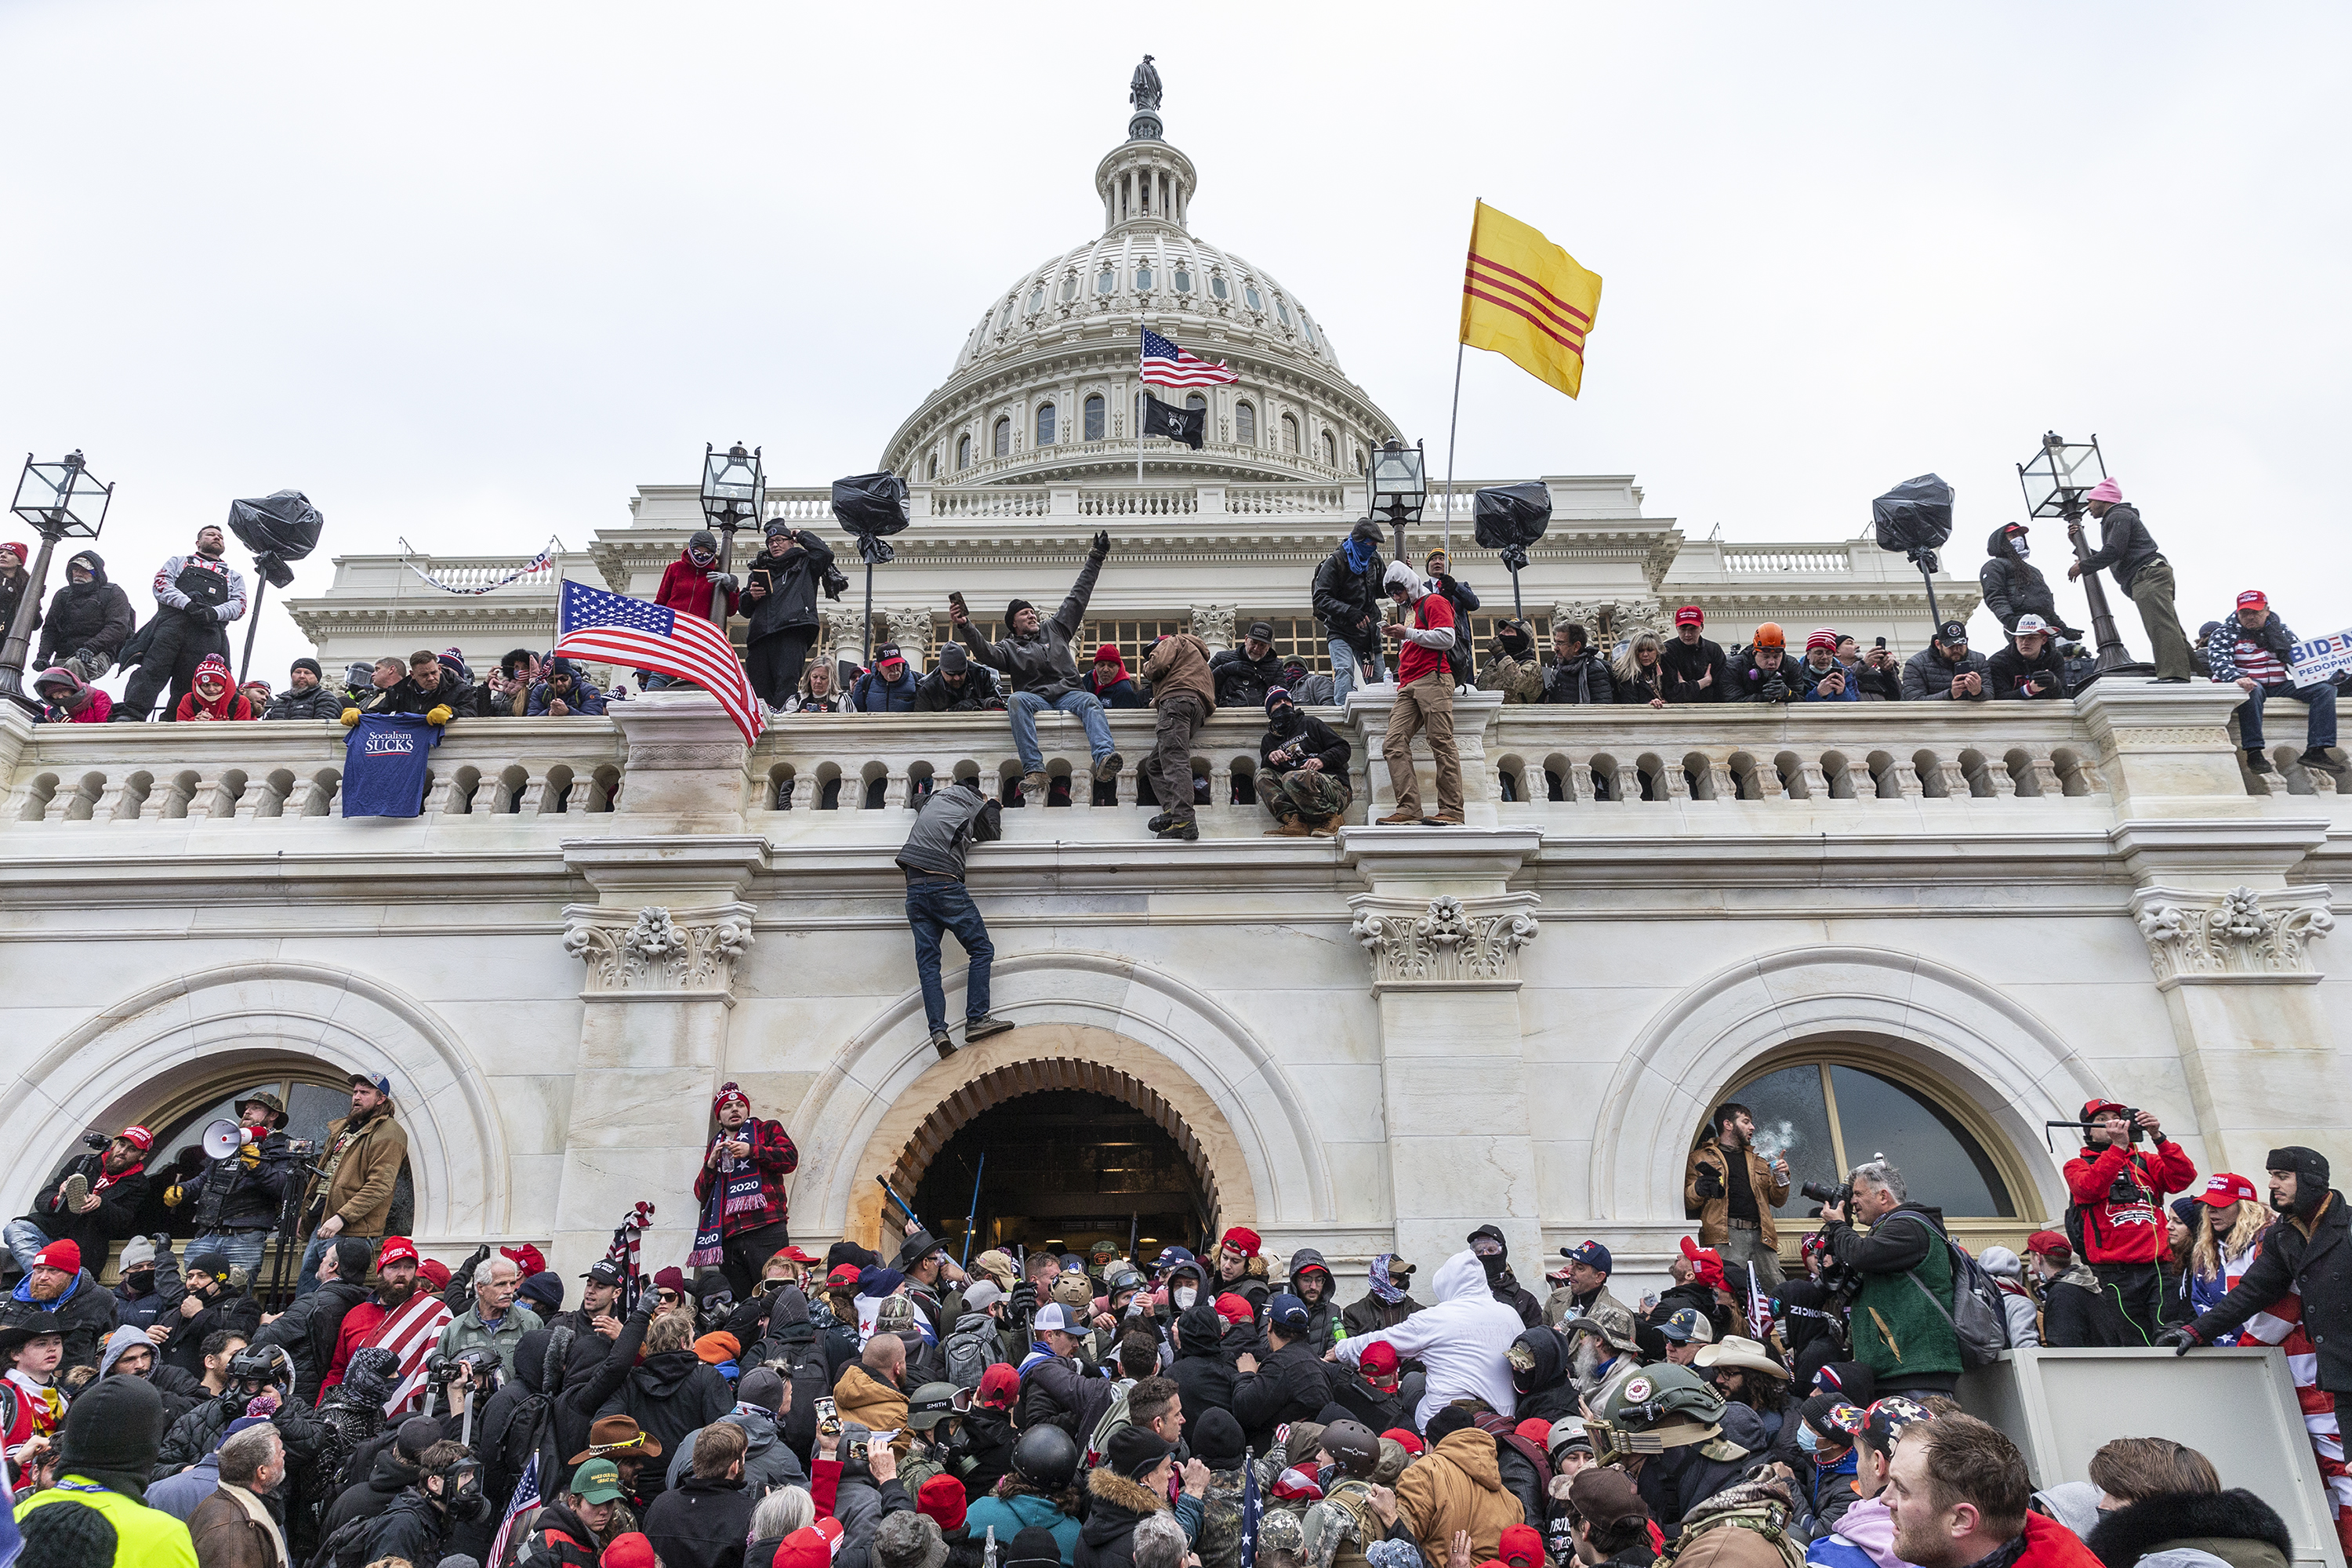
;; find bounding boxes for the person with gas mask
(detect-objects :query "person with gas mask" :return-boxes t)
[1978,524,2081,639]
[1259,687,1352,837]
[118,524,249,721]
[34,548,136,682]
[645,528,741,690]
[347,1438,492,1566]
[1476,619,1546,704]
[164,1089,297,1283]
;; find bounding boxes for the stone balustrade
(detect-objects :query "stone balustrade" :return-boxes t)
[9,681,2334,837]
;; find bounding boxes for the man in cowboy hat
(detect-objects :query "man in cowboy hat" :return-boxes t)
[572,1414,664,1524]
[166,1088,299,1282]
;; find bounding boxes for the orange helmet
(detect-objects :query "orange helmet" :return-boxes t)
[1752,623,1786,650]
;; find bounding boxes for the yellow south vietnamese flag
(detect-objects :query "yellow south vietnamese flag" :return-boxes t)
[1460,200,1603,399]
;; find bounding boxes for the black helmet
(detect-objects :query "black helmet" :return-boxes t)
[1011,1424,1080,1489]
[1319,1419,1381,1478]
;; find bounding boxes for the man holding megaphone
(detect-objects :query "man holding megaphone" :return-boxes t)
[164,1089,298,1282]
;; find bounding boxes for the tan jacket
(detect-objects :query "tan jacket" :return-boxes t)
[1394,1427,1523,1568]
[313,1107,408,1240]
[1684,1137,1791,1247]
[1144,633,1216,714]
[833,1363,910,1449]
[1475,652,1544,704]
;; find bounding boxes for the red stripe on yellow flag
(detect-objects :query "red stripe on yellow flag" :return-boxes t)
[1460,200,1602,399]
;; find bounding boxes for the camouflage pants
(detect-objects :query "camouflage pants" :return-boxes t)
[1263,766,1352,825]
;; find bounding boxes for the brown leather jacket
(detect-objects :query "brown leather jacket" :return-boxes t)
[1144,633,1216,714]
[1683,1137,1791,1247]
[312,1106,408,1240]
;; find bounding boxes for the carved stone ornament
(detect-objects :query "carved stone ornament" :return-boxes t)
[1349,895,1541,991]
[1189,604,1236,649]
[564,903,757,996]
[2132,885,2333,987]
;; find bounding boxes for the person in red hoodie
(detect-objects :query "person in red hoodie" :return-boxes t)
[31,666,112,724]
[2060,1098,2196,1348]
[175,654,253,722]
[644,531,742,691]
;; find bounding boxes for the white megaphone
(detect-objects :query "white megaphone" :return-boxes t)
[201,1119,252,1160]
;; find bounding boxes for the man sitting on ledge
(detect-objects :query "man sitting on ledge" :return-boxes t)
[949,530,1123,804]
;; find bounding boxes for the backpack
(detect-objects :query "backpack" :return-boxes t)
[307,1512,379,1568]
[1904,1234,2011,1371]
[944,1319,996,1392]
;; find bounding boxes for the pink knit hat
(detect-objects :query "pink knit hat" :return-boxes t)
[2085,478,2122,504]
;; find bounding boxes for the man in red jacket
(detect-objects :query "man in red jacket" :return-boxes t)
[691,1083,800,1300]
[2060,1098,2195,1347]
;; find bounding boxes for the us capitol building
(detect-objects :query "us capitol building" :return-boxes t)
[3,72,2345,1301]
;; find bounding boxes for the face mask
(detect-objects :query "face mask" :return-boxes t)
[1272,705,1300,734]
[125,1270,155,1295]
[1174,1287,1196,1311]
[2012,539,2031,560]
[1797,1424,1821,1454]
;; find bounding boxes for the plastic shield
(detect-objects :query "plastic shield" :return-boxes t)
[1871,474,1955,554]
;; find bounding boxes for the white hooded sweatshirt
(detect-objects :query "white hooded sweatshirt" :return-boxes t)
[1333,1247,1523,1425]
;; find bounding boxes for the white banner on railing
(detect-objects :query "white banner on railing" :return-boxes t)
[402,540,558,595]
[2290,626,2352,686]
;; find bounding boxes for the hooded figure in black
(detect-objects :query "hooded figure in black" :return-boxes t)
[34,550,137,679]
[1468,1225,1543,1327]
[1168,1299,1238,1443]
[742,520,838,707]
[1978,524,2081,637]
[1507,1326,1579,1423]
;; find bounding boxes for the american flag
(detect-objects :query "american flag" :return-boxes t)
[368,1290,456,1417]
[1747,1261,1773,1343]
[1240,1446,1261,1568]
[1141,328,1238,388]
[488,1451,541,1566]
[554,579,764,746]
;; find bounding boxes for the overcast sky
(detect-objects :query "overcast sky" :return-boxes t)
[4,2,2347,683]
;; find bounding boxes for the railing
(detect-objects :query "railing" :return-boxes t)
[1722,545,1853,574]
[394,555,561,590]
[1224,485,1345,514]
[761,490,837,523]
[931,488,1053,518]
[1076,487,1199,517]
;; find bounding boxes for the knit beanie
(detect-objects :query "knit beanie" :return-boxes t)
[19,1499,119,1566]
[1105,1423,1173,1480]
[59,1372,165,1493]
[738,1367,786,1413]
[1007,597,1035,624]
[332,1237,376,1283]
[1189,1407,1247,1471]
[917,1472,969,1532]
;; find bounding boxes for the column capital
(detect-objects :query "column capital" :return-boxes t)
[1189,604,1235,652]
[2130,884,2334,989]
[1347,891,1541,994]
[562,901,757,1000]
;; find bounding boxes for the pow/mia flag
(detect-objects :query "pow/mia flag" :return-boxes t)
[1142,394,1207,450]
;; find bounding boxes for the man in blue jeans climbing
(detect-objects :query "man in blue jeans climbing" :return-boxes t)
[896,777,1017,1060]
[949,529,1123,805]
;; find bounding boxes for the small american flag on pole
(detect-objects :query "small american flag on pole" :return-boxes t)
[1141,328,1238,388]
[554,579,764,746]
[488,1451,540,1566]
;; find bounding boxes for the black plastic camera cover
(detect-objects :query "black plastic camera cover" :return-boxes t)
[1871,474,1954,554]
[227,490,325,587]
[833,471,910,567]
[1472,481,1552,551]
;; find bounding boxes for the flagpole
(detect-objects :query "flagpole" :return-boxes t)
[1440,339,1465,564]
[1138,318,1146,492]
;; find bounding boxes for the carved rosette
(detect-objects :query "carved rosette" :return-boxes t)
[2130,885,2333,987]
[564,902,757,998]
[1189,604,1236,650]
[1348,894,1541,992]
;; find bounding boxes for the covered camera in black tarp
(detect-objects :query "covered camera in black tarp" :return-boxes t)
[832,471,911,566]
[226,490,325,588]
[1871,474,1954,557]
[1474,481,1551,574]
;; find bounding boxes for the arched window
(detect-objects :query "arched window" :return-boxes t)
[1185,394,1205,412]
[1028,286,1045,314]
[1245,283,1263,312]
[1210,274,1229,300]
[1236,401,1257,445]
[1173,266,1192,294]
[1097,267,1116,296]
[1322,431,1337,466]
[993,416,1011,458]
[1703,1054,2020,1221]
[927,453,939,480]
[1084,394,1106,441]
[1134,264,1153,291]
[956,434,971,470]
[1301,315,1319,349]
[1276,297,1294,326]
[996,299,1013,328]
[1280,413,1299,453]
[1035,402,1056,446]
[1060,275,1079,302]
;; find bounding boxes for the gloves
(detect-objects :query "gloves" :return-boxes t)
[1693,1167,1725,1200]
[164,1185,184,1208]
[1008,1279,1037,1319]
[426,704,452,727]
[710,572,738,593]
[1091,529,1111,559]
[2156,1327,2199,1356]
[340,708,361,727]
[1761,674,1788,702]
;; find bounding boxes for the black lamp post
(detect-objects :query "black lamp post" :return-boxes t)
[1368,438,1426,564]
[699,443,763,632]
[2,451,112,712]
[2016,432,2141,676]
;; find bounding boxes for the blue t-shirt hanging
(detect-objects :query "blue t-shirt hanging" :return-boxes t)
[342,713,441,817]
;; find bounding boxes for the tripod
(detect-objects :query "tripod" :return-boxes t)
[265,1151,333,1311]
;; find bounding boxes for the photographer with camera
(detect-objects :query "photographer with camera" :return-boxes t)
[293,1074,408,1303]
[740,517,840,709]
[2061,1099,2196,1346]
[1686,1104,1793,1294]
[163,1090,298,1283]
[1818,1160,1964,1396]
[250,1237,375,1405]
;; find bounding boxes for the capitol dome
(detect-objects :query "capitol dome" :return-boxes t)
[880,72,1401,488]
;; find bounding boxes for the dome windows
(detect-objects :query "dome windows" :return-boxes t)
[1036,401,1057,446]
[1244,283,1263,312]
[996,299,1014,330]
[1134,264,1152,292]
[1097,267,1116,296]
[1322,431,1337,466]
[1084,394,1106,442]
[1061,274,1079,303]
[1276,297,1293,327]
[1236,401,1257,445]
[956,434,971,471]
[1173,266,1192,294]
[1028,286,1045,314]
[1301,314,1319,349]
[1280,412,1300,453]
[993,416,1011,458]
[1210,274,1229,301]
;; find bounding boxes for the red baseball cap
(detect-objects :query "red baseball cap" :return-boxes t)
[1383,1428,1424,1455]
[419,1258,452,1289]
[771,1246,819,1265]
[1675,606,1704,627]
[1214,1293,1254,1326]
[826,1264,864,1289]
[2199,1173,2259,1207]
[977,1362,1021,1410]
[376,1236,419,1267]
[2238,590,2268,610]
[1358,1341,1399,1378]
[772,1517,846,1568]
[2080,1098,2129,1122]
[1498,1523,1546,1568]
[118,1125,155,1152]
[2024,1230,2071,1258]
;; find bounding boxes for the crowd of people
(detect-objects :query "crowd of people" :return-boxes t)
[12,478,2342,782]
[3,1074,2346,1568]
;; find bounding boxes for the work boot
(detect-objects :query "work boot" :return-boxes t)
[1308,817,1344,837]
[965,1014,1015,1042]
[1376,808,1421,826]
[930,1029,956,1060]
[2300,746,2348,778]
[1422,812,1465,826]
[59,1173,88,1212]
[1022,770,1048,802]
[1156,818,1200,841]
[1146,811,1174,833]
[1261,819,1312,837]
[2246,750,2274,775]
[1093,751,1123,783]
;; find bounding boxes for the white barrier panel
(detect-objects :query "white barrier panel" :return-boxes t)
[1960,1348,2345,1568]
